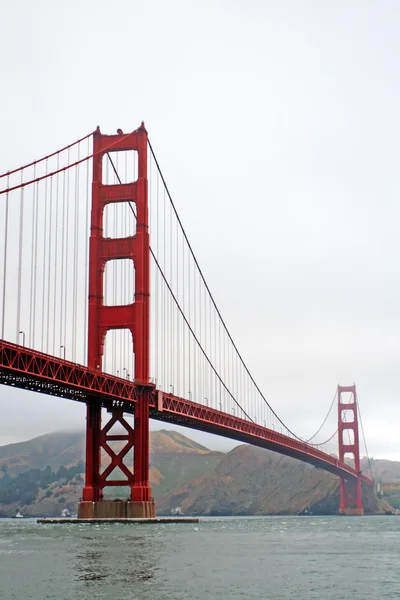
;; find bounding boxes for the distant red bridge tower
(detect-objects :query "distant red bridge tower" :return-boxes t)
[78,124,155,519]
[338,385,363,515]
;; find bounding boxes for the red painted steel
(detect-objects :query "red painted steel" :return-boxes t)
[83,124,153,504]
[0,340,140,401]
[154,391,372,486]
[0,339,373,489]
[98,408,135,489]
[0,127,374,515]
[338,385,364,514]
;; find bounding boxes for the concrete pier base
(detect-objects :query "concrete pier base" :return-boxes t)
[127,501,156,518]
[339,508,364,516]
[78,499,156,519]
[38,517,198,524]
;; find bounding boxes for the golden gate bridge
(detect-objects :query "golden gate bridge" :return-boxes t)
[0,124,373,518]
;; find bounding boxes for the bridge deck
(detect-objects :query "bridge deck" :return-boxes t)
[0,340,372,486]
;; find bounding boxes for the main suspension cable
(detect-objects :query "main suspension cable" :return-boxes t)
[0,131,135,195]
[0,131,95,179]
[106,152,254,422]
[307,428,338,447]
[147,138,327,442]
[304,389,338,443]
[357,394,374,482]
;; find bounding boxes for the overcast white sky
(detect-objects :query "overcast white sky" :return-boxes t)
[1,0,400,459]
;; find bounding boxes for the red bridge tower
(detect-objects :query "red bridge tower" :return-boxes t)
[337,384,363,515]
[78,124,155,519]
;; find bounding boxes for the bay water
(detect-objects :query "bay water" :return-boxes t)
[0,516,399,599]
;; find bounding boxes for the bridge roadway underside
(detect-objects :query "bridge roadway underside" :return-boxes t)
[149,410,357,481]
[0,359,372,487]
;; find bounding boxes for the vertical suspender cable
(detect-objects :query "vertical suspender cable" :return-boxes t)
[72,146,80,362]
[112,154,118,375]
[182,228,185,398]
[32,180,39,347]
[46,175,53,353]
[112,156,116,375]
[199,258,202,400]
[83,137,91,364]
[188,243,191,396]
[103,158,109,371]
[155,164,159,386]
[1,173,9,339]
[176,205,180,395]
[163,188,167,389]
[16,171,24,342]
[53,157,60,356]
[121,154,127,376]
[170,188,173,391]
[59,168,66,355]
[63,150,70,358]
[193,258,197,399]
[41,161,48,351]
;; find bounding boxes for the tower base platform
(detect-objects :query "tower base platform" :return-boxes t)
[339,508,364,516]
[78,500,156,519]
[38,517,198,524]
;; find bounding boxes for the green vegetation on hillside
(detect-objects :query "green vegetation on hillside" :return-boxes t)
[381,483,400,510]
[0,462,84,507]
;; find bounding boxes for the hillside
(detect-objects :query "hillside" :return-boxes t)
[149,431,222,498]
[0,429,222,517]
[156,444,384,516]
[0,431,85,474]
[361,457,400,483]
[0,429,394,517]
